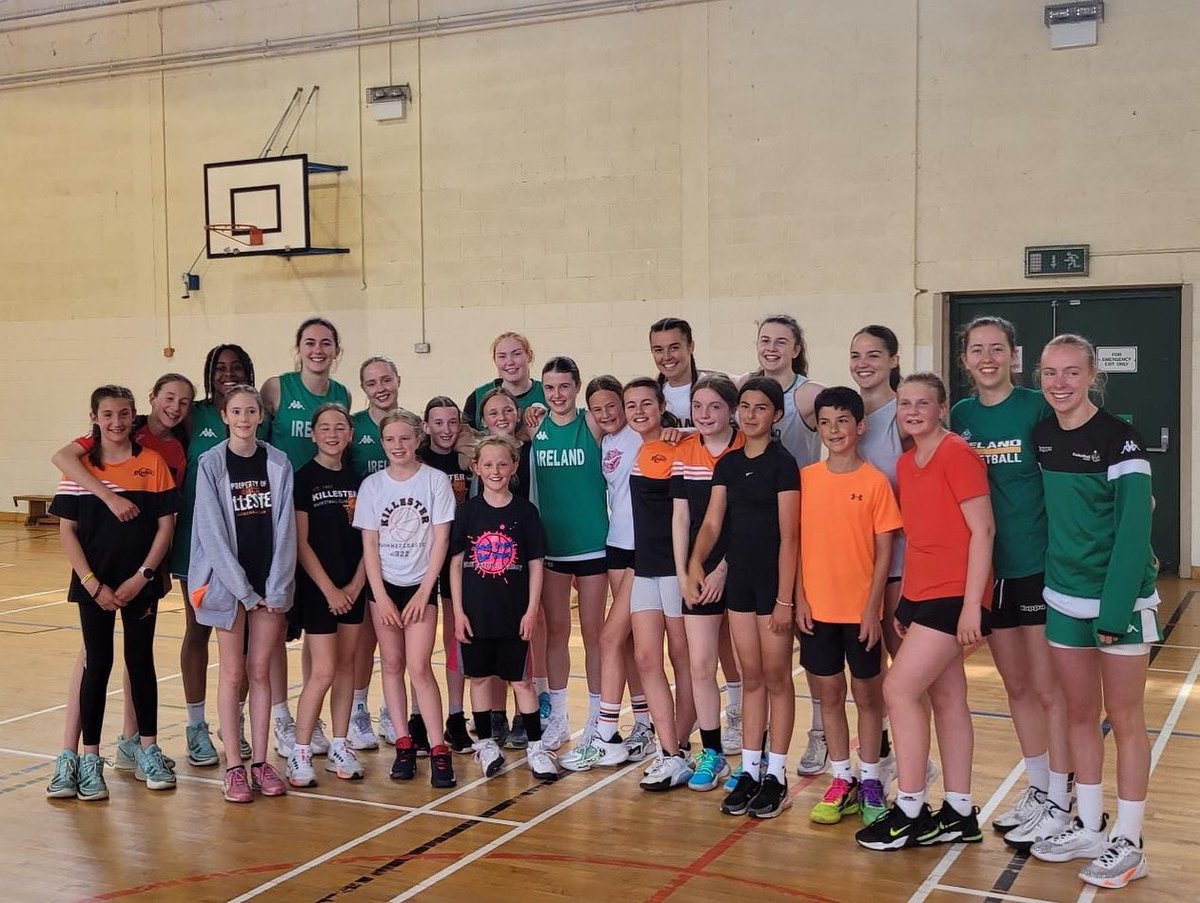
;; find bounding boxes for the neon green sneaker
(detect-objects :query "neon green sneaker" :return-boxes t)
[135,743,177,791]
[77,752,109,801]
[860,778,887,826]
[46,749,79,798]
[810,776,860,825]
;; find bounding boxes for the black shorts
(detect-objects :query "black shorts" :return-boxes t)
[545,555,608,578]
[606,545,635,571]
[683,563,727,617]
[285,599,303,641]
[294,587,367,635]
[376,581,436,611]
[991,572,1047,629]
[462,637,530,682]
[897,596,992,638]
[435,561,453,601]
[800,621,883,680]
[725,565,777,616]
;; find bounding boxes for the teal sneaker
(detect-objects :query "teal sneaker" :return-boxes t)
[688,748,730,792]
[45,749,79,798]
[115,733,139,772]
[186,721,220,767]
[724,764,743,792]
[134,743,177,791]
[77,753,109,801]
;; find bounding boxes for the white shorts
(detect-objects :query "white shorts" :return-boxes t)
[630,575,683,618]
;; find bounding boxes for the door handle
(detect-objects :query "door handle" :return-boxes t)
[1146,427,1169,453]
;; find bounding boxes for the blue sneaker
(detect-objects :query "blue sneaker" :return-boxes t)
[46,749,79,798]
[724,764,743,792]
[688,748,729,792]
[134,743,177,791]
[77,753,109,801]
[538,691,552,723]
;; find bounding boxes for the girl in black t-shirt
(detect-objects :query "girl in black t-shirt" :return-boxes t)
[286,405,368,788]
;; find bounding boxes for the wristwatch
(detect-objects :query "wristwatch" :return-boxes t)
[140,566,156,580]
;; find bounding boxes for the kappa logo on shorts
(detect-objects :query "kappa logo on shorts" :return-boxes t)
[198,427,218,439]
[288,400,305,411]
[1121,439,1140,454]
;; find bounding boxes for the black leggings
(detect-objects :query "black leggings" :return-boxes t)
[77,599,159,745]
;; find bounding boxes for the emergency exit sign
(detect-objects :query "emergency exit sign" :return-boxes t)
[1025,244,1089,277]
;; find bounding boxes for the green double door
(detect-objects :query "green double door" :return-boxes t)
[948,288,1182,573]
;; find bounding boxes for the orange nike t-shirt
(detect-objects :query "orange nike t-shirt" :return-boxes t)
[799,461,903,623]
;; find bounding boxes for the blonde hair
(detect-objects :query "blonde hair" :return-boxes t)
[899,371,947,405]
[379,408,423,436]
[1040,333,1107,398]
[490,331,534,362]
[470,433,520,468]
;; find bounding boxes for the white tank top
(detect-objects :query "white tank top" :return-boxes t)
[662,382,692,427]
[777,374,823,468]
[858,397,906,577]
[601,424,641,550]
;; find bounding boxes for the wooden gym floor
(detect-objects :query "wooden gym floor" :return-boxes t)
[0,521,1195,902]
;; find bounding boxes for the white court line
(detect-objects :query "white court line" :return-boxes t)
[0,664,209,727]
[0,598,68,616]
[933,886,1058,903]
[0,588,64,604]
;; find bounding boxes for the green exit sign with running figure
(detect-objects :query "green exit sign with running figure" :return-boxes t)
[1025,244,1089,277]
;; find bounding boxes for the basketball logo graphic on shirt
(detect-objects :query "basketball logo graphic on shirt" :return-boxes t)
[470,526,517,578]
[380,497,430,543]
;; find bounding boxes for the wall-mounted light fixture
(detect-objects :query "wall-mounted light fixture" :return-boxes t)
[366,84,412,122]
[1045,2,1104,49]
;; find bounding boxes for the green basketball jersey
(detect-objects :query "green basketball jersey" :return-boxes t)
[530,409,607,557]
[950,387,1051,579]
[269,371,351,470]
[465,379,546,429]
[350,409,386,479]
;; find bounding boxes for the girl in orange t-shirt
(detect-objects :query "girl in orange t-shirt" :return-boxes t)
[856,373,994,852]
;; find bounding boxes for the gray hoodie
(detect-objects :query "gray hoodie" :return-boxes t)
[188,439,296,629]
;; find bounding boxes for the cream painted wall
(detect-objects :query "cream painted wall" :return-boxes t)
[0,0,1195,568]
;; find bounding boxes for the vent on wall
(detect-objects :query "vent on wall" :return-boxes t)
[1045,2,1104,49]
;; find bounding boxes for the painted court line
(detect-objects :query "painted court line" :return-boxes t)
[933,885,1057,903]
[0,587,64,604]
[0,598,68,616]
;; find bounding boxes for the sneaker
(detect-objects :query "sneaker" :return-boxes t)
[490,711,511,749]
[273,717,296,758]
[541,713,570,751]
[348,709,379,750]
[430,744,457,788]
[251,762,287,796]
[860,778,887,826]
[286,747,318,788]
[505,714,529,750]
[409,714,431,758]
[688,749,730,792]
[1030,814,1109,863]
[795,730,828,776]
[76,752,109,802]
[810,777,860,824]
[390,737,416,781]
[639,752,694,791]
[625,721,656,762]
[473,738,505,778]
[1004,798,1073,851]
[46,749,79,799]
[310,720,331,756]
[326,743,365,780]
[748,774,790,819]
[560,734,603,773]
[238,713,252,760]
[134,743,177,791]
[721,771,760,815]
[445,713,474,754]
[1079,835,1148,889]
[724,764,745,793]
[721,706,743,756]
[993,784,1044,833]
[186,721,220,767]
[114,733,138,772]
[538,691,552,722]
[527,740,560,781]
[918,801,982,845]
[223,766,253,803]
[856,803,932,851]
[379,706,398,745]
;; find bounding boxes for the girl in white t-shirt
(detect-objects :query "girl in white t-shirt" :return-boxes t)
[354,409,457,789]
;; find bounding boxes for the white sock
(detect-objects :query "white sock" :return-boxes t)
[1112,797,1146,842]
[725,681,742,709]
[1048,769,1072,810]
[1076,782,1104,832]
[945,791,973,817]
[810,702,823,732]
[742,748,762,778]
[352,688,369,712]
[881,715,890,732]
[186,701,206,725]
[1023,752,1050,792]
[550,688,568,719]
[896,789,925,818]
[860,760,880,782]
[766,752,787,783]
[534,677,549,697]
[831,758,853,781]
[330,736,347,751]
[587,692,601,723]
[271,702,292,723]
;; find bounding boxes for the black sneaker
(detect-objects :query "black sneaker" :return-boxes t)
[721,772,761,816]
[855,803,931,851]
[430,744,457,789]
[390,737,416,781]
[490,711,511,749]
[409,714,431,758]
[919,802,983,845]
[748,774,790,819]
[505,714,529,750]
[445,713,473,754]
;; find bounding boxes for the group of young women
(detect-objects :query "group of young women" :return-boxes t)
[43,311,1156,890]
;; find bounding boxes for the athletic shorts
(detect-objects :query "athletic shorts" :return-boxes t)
[462,637,530,682]
[606,545,635,571]
[800,620,883,680]
[991,572,1047,629]
[293,587,367,635]
[435,561,453,601]
[725,564,777,616]
[544,555,608,578]
[682,564,727,617]
[896,596,992,638]
[1045,606,1161,655]
[374,581,435,613]
[630,575,683,618]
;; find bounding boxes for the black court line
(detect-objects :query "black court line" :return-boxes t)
[982,590,1194,901]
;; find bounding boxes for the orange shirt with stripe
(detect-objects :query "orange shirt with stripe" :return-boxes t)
[630,438,677,577]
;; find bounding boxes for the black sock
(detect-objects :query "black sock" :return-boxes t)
[521,710,542,743]
[250,761,264,769]
[448,710,466,727]
[473,711,492,740]
[700,727,722,753]
[880,729,891,759]
[227,764,245,773]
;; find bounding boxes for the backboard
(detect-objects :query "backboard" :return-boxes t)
[203,154,310,258]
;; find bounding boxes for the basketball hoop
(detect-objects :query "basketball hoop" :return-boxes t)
[205,223,264,248]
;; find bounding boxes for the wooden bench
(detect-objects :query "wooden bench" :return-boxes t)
[12,495,56,527]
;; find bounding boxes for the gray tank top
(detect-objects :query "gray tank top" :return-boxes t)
[777,374,823,468]
[858,398,905,578]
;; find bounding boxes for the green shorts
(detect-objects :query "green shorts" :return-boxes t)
[1045,606,1161,653]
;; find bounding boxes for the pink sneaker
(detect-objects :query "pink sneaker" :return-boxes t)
[251,762,288,797]
[223,766,253,803]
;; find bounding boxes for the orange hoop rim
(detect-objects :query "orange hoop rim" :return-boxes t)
[206,223,264,246]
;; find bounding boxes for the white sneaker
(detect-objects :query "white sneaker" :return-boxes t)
[1031,814,1109,863]
[348,709,379,750]
[527,740,560,781]
[274,716,297,758]
[541,713,570,751]
[378,707,398,745]
[559,734,602,773]
[625,722,657,763]
[993,785,1045,833]
[639,752,694,791]
[1005,798,1072,850]
[721,705,743,756]
[325,742,365,780]
[473,738,505,778]
[286,747,317,787]
[796,729,828,776]
[1079,835,1148,889]
[310,720,331,756]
